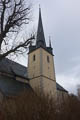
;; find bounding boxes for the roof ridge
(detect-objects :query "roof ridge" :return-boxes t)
[2,58,27,68]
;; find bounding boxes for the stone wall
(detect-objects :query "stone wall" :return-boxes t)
[28,47,57,98]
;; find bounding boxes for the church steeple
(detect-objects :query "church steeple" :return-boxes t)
[36,6,46,48]
[29,6,53,55]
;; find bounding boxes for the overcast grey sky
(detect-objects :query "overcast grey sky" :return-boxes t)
[17,0,80,95]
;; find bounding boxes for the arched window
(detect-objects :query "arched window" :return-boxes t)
[33,55,35,61]
[47,56,50,63]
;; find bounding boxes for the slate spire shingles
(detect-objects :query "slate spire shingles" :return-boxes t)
[36,7,46,48]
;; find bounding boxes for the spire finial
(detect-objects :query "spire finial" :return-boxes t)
[49,36,52,48]
[39,4,40,9]
[30,41,32,46]
[39,4,41,12]
[39,4,41,17]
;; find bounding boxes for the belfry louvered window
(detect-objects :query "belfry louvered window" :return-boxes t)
[33,55,36,61]
[47,56,50,63]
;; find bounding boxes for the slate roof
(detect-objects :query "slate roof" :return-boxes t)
[0,58,32,96]
[0,75,32,96]
[56,83,68,93]
[0,58,28,79]
[36,7,46,48]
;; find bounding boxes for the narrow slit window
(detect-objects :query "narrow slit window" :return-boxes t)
[33,55,36,61]
[47,56,50,63]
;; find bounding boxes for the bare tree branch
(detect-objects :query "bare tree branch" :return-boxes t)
[0,0,34,60]
[0,35,35,60]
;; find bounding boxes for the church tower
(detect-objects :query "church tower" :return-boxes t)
[28,7,56,97]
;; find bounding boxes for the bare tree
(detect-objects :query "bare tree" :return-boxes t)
[77,85,80,100]
[0,0,35,60]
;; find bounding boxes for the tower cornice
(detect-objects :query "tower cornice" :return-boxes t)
[28,46,54,56]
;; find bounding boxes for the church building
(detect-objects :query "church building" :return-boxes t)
[0,7,68,102]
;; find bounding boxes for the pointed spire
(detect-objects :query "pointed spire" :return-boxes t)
[39,4,40,9]
[49,36,52,48]
[30,41,32,46]
[36,6,46,48]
